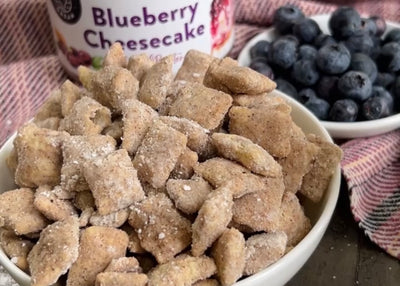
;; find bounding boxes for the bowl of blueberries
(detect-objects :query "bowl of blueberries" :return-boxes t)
[238,5,400,138]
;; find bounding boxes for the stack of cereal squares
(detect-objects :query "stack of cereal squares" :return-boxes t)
[0,43,342,286]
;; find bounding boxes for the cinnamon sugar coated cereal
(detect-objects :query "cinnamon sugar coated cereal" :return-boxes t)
[0,44,342,286]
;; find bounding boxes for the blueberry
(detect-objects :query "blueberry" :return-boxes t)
[275,78,298,98]
[329,99,359,122]
[249,60,274,79]
[313,34,337,48]
[316,76,340,103]
[360,18,377,36]
[349,53,377,82]
[304,96,331,120]
[370,36,382,59]
[344,32,374,55]
[375,72,395,88]
[273,5,305,34]
[298,88,317,104]
[292,18,321,43]
[338,71,372,101]
[250,40,270,59]
[316,43,351,74]
[370,15,386,37]
[280,35,300,46]
[298,45,318,60]
[377,42,400,72]
[329,7,362,40]
[291,59,320,86]
[268,38,298,69]
[361,86,394,120]
[383,28,400,44]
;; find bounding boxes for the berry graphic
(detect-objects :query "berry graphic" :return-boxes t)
[66,47,92,67]
[91,56,103,70]
[210,0,233,50]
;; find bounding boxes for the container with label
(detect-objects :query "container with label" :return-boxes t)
[46,0,235,78]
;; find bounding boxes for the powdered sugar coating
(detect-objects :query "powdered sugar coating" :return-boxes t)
[28,216,80,286]
[83,149,145,215]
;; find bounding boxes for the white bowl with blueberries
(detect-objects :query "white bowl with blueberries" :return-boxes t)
[238,5,400,139]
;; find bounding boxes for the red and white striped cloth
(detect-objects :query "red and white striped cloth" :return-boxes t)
[0,0,400,259]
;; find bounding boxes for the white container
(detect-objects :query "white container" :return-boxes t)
[46,0,235,78]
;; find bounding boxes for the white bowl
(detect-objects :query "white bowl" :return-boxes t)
[238,14,400,139]
[0,90,341,286]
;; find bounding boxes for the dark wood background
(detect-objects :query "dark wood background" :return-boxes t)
[287,178,400,285]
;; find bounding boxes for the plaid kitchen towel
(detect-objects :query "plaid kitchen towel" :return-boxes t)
[0,0,400,275]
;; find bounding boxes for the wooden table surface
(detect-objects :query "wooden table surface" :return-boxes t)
[287,178,400,286]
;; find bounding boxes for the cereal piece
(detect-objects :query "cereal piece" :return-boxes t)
[157,80,191,116]
[171,147,198,179]
[204,58,276,95]
[194,158,265,198]
[147,255,216,286]
[244,231,287,276]
[34,117,61,130]
[51,185,75,200]
[121,99,158,155]
[229,106,293,158]
[28,216,80,286]
[95,272,148,286]
[192,185,233,256]
[166,176,212,214]
[279,126,320,193]
[127,53,154,84]
[78,66,94,90]
[89,209,129,228]
[103,42,127,68]
[102,117,123,142]
[79,207,94,228]
[0,229,34,272]
[128,193,192,263]
[74,190,95,210]
[61,135,116,192]
[193,279,220,286]
[169,83,233,130]
[121,225,146,254]
[59,96,112,136]
[60,80,82,117]
[33,89,62,122]
[141,182,168,196]
[104,257,141,273]
[14,123,68,187]
[138,55,174,109]
[133,120,187,189]
[34,185,78,221]
[211,133,282,177]
[277,192,311,246]
[0,188,48,235]
[232,176,284,232]
[159,116,213,159]
[6,146,17,175]
[300,134,343,202]
[84,65,139,110]
[67,226,129,286]
[233,94,292,115]
[175,50,215,83]
[83,149,145,215]
[211,228,245,286]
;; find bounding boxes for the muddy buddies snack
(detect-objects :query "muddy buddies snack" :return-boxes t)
[0,44,342,286]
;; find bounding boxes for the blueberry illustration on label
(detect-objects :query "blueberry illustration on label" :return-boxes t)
[51,0,81,24]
